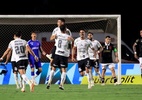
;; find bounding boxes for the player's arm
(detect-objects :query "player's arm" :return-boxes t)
[67,36,74,41]
[39,46,46,56]
[0,48,12,61]
[50,34,57,41]
[97,41,103,53]
[113,47,119,63]
[4,50,12,64]
[132,39,138,59]
[72,46,77,62]
[26,45,38,61]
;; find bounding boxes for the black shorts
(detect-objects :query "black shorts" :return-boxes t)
[11,61,18,73]
[90,59,100,69]
[16,59,28,70]
[77,58,90,72]
[51,46,56,59]
[53,55,68,68]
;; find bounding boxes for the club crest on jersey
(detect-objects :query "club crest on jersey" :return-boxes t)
[109,46,112,49]
[30,42,33,45]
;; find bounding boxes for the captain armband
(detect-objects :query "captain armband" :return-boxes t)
[114,48,117,52]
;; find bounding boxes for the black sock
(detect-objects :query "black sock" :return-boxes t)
[113,77,117,83]
[102,78,105,83]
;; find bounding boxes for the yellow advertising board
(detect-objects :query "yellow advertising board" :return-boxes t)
[81,75,142,84]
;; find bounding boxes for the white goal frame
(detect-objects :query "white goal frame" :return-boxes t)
[0,15,121,84]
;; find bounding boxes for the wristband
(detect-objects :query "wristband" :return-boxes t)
[134,52,137,54]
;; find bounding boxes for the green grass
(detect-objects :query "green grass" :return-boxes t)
[0,84,141,100]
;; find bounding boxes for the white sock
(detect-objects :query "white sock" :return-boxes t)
[48,70,55,85]
[31,76,35,81]
[22,81,26,89]
[89,70,94,81]
[21,74,30,85]
[86,72,92,84]
[96,71,102,78]
[19,76,23,88]
[14,73,19,87]
[60,72,66,86]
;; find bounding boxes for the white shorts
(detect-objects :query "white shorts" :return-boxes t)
[101,63,115,69]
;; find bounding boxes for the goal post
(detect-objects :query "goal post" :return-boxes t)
[0,15,121,84]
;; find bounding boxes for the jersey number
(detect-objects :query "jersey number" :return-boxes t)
[58,40,62,48]
[15,46,25,54]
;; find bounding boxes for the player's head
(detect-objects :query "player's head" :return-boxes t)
[105,35,111,44]
[60,24,67,33]
[57,18,65,27]
[14,31,22,39]
[87,32,93,40]
[140,30,142,37]
[79,29,86,38]
[31,31,38,40]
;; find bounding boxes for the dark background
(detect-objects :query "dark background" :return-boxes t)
[0,0,141,49]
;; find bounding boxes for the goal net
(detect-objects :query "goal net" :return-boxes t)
[0,15,121,84]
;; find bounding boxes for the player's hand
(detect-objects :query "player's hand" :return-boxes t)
[72,57,77,62]
[115,57,119,63]
[42,51,46,56]
[134,54,138,59]
[94,58,97,61]
[4,61,8,65]
[0,58,3,61]
[34,56,39,62]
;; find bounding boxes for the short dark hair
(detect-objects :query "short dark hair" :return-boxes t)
[14,31,22,37]
[60,24,66,32]
[79,29,86,32]
[58,18,65,23]
[105,35,111,38]
[31,31,39,34]
[87,32,93,35]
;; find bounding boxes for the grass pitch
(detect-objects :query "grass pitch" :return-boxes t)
[0,84,141,100]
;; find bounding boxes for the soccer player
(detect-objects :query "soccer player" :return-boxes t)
[72,29,96,89]
[100,36,119,85]
[87,32,103,86]
[0,31,38,92]
[46,24,73,90]
[4,34,24,89]
[132,29,142,77]
[27,31,46,85]
[5,48,24,89]
[46,18,73,83]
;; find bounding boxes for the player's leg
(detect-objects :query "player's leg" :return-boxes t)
[89,60,94,86]
[11,61,20,89]
[29,60,37,85]
[84,58,92,89]
[17,60,34,92]
[108,63,118,85]
[58,56,68,90]
[101,64,107,85]
[32,60,42,85]
[138,57,142,78]
[94,60,102,82]
[46,46,56,83]
[46,55,59,89]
